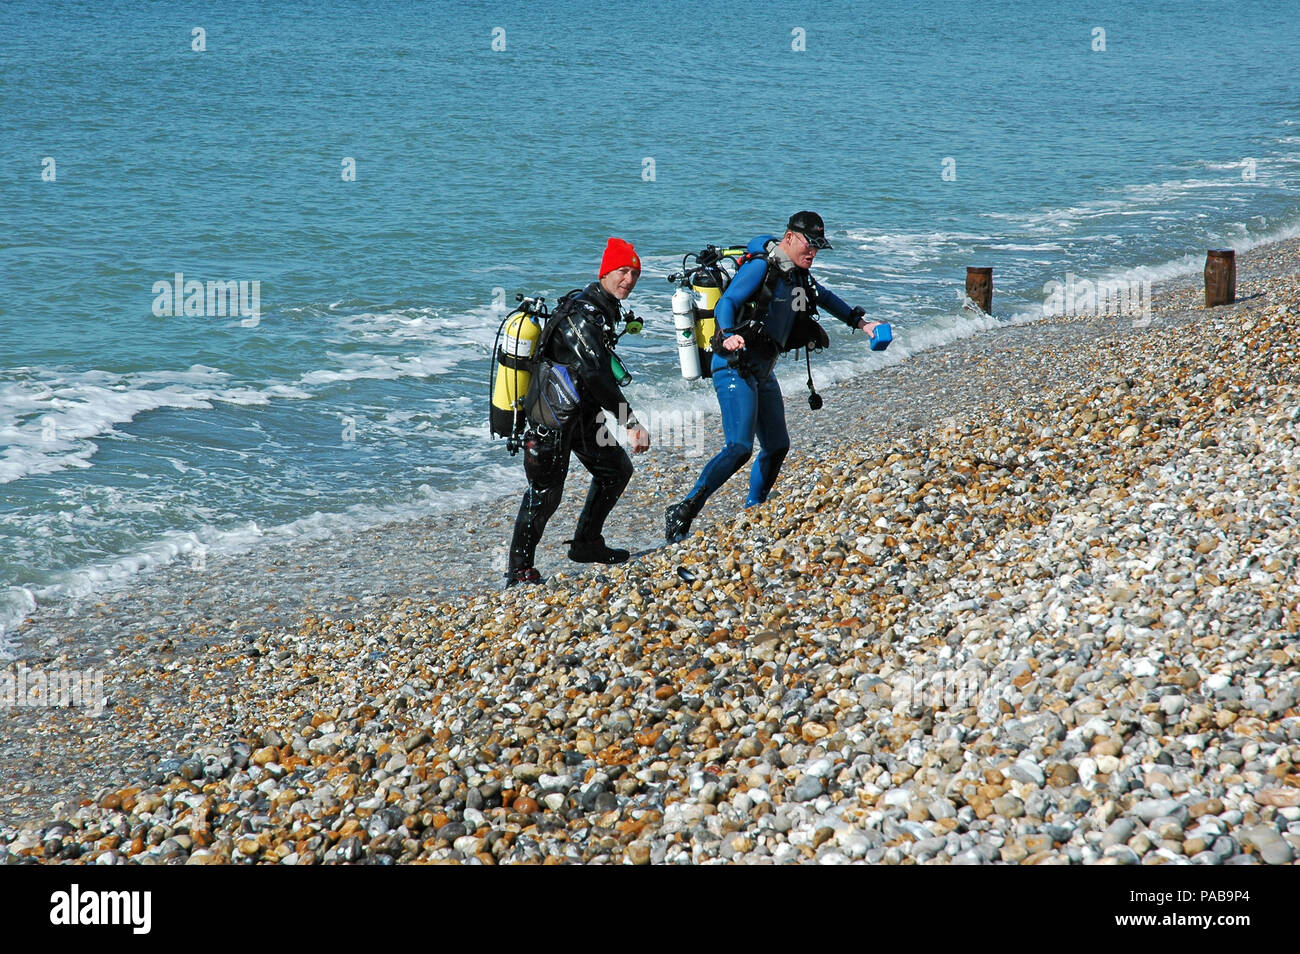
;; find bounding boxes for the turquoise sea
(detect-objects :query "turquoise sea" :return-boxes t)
[3,0,1299,643]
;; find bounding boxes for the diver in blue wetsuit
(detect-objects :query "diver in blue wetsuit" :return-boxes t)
[664,211,887,543]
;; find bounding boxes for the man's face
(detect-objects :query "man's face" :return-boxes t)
[601,266,640,300]
[779,230,818,269]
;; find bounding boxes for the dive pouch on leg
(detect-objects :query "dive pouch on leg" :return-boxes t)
[524,360,582,430]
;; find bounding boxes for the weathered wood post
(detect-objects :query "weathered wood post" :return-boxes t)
[1204,249,1236,306]
[966,267,993,314]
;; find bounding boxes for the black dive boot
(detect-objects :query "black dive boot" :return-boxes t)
[567,536,629,564]
[505,566,544,587]
[664,495,702,544]
[569,468,630,564]
[507,489,550,587]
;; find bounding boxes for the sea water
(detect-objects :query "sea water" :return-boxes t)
[3,0,1299,643]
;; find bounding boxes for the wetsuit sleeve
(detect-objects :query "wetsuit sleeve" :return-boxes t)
[812,279,858,327]
[559,308,638,427]
[715,258,769,331]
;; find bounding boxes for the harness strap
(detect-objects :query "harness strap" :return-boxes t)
[738,250,816,335]
[804,346,822,409]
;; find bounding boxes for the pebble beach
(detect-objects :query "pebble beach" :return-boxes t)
[3,240,1299,865]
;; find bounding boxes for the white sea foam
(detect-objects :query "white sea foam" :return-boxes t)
[296,351,456,386]
[0,381,211,484]
[796,307,1005,390]
[841,229,990,266]
[0,367,320,484]
[209,384,314,405]
[330,308,468,343]
[1122,178,1241,198]
[986,161,1291,239]
[1235,218,1300,250]
[1196,160,1245,171]
[0,341,473,485]
[985,242,1067,252]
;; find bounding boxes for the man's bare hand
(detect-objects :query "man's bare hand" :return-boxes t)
[722,334,746,352]
[628,425,651,454]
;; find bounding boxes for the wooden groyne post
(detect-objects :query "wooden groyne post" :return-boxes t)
[966,267,993,314]
[1205,249,1236,307]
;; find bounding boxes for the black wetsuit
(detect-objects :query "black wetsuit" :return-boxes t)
[508,281,637,574]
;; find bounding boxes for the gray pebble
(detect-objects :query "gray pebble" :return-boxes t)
[1101,818,1136,848]
[1132,798,1186,824]
[1240,826,1294,865]
[790,775,824,802]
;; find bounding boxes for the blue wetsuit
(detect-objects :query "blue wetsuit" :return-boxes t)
[686,237,859,508]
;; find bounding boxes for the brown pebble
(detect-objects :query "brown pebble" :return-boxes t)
[1256,788,1300,808]
[1048,764,1078,787]
[1189,798,1224,818]
[801,722,829,743]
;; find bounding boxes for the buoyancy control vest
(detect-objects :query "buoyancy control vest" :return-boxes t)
[522,284,637,434]
[720,235,828,356]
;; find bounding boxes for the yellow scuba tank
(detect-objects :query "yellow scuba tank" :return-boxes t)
[691,267,725,378]
[490,297,545,444]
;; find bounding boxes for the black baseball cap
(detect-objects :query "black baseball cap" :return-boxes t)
[787,210,832,249]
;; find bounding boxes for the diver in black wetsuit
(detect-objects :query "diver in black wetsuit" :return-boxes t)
[506,238,651,587]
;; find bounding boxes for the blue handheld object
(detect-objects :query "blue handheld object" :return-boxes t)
[870,323,892,351]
